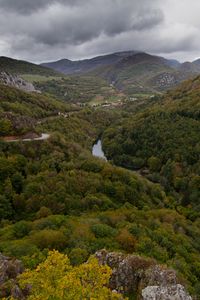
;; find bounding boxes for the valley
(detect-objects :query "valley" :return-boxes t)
[0,53,199,300]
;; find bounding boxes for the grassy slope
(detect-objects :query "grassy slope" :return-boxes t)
[0,56,61,77]
[34,75,124,104]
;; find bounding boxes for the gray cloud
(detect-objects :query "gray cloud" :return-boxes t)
[0,0,82,14]
[0,0,164,45]
[0,0,199,62]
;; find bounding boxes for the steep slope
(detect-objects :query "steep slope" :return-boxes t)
[91,53,197,95]
[0,83,71,137]
[0,71,39,92]
[0,56,60,76]
[0,57,63,93]
[102,75,200,212]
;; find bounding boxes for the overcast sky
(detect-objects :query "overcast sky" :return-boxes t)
[0,0,199,63]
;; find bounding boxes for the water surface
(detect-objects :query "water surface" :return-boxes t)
[92,139,107,160]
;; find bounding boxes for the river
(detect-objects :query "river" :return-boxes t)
[92,139,107,160]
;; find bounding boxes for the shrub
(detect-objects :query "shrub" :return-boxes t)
[91,224,117,238]
[30,229,67,250]
[68,248,89,266]
[13,221,32,238]
[116,228,137,252]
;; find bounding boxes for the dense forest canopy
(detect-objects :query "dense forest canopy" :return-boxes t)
[0,74,200,299]
[102,76,200,214]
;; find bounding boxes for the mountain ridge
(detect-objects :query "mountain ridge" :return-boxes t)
[0,56,61,77]
[40,51,200,95]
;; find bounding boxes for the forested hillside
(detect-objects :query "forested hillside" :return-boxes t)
[0,83,72,137]
[0,78,199,298]
[103,75,200,214]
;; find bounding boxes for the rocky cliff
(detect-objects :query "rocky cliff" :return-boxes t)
[95,250,193,300]
[0,250,193,299]
[0,71,40,93]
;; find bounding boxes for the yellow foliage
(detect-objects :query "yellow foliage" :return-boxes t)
[17,250,126,300]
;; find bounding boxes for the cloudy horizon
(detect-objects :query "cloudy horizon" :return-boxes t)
[0,0,199,63]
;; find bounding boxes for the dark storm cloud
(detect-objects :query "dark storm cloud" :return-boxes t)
[0,0,82,14]
[29,1,164,47]
[0,0,199,62]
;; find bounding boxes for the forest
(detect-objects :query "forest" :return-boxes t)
[0,76,200,299]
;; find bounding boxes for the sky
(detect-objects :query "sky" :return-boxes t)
[0,0,199,63]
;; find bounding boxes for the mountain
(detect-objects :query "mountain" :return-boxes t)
[192,58,200,69]
[41,51,139,74]
[0,56,63,92]
[41,51,200,96]
[0,56,60,76]
[0,56,122,104]
[90,52,198,95]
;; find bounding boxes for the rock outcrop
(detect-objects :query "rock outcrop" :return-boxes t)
[142,284,192,300]
[0,253,25,299]
[0,71,40,93]
[0,250,193,299]
[95,249,192,300]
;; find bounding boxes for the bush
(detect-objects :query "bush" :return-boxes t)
[148,156,161,172]
[13,221,32,238]
[68,248,89,266]
[30,229,67,250]
[116,228,137,252]
[36,206,52,219]
[1,240,39,257]
[91,224,117,238]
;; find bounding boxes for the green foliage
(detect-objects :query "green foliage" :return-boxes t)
[30,229,67,250]
[0,195,13,219]
[13,221,31,238]
[35,75,121,104]
[0,119,12,136]
[0,79,200,299]
[148,156,161,172]
[91,224,117,238]
[0,56,60,76]
[17,250,125,300]
[102,77,200,212]
[68,248,89,266]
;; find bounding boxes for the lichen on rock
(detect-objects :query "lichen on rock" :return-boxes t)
[95,249,193,300]
[142,284,192,300]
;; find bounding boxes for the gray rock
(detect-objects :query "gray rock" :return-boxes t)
[0,253,24,298]
[95,250,193,300]
[0,71,40,93]
[142,284,193,300]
